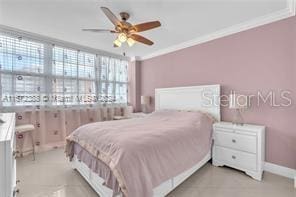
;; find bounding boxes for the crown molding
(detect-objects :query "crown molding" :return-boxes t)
[140,0,296,61]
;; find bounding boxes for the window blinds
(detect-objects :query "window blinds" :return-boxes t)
[0,35,45,106]
[0,33,128,107]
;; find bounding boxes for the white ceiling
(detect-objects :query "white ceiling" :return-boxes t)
[0,0,289,59]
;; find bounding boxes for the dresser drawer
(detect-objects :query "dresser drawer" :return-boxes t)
[214,131,257,153]
[214,146,257,171]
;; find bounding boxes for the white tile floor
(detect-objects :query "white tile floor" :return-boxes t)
[16,148,295,197]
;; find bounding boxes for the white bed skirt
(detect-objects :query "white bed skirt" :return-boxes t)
[71,150,211,197]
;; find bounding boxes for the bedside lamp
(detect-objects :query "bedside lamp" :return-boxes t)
[141,96,150,114]
[229,93,249,125]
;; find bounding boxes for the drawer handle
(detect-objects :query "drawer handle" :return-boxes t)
[13,150,20,157]
[232,139,236,143]
[232,155,236,159]
[13,188,20,197]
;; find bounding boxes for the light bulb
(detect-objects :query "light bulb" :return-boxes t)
[118,33,127,43]
[113,39,122,47]
[127,38,135,47]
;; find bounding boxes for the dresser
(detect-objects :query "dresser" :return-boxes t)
[212,121,265,181]
[0,113,17,197]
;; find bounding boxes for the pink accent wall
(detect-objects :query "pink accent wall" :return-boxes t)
[139,16,296,169]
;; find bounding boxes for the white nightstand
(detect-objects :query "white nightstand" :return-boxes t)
[212,121,265,181]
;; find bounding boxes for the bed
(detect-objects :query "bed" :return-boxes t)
[66,85,220,197]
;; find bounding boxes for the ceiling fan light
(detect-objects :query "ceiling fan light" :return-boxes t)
[127,38,135,47]
[113,39,122,47]
[118,33,127,43]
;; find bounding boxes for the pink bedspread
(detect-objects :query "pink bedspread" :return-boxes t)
[66,110,214,197]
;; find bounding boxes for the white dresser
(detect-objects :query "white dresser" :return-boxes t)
[212,121,265,181]
[0,113,17,197]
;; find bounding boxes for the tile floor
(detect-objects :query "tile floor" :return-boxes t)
[16,148,295,197]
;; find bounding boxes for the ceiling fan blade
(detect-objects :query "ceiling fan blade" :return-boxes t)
[82,29,117,33]
[101,7,121,27]
[130,34,154,45]
[132,21,161,32]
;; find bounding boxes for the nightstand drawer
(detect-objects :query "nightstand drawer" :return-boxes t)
[214,131,257,153]
[214,146,257,171]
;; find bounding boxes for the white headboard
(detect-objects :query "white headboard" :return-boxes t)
[155,85,221,121]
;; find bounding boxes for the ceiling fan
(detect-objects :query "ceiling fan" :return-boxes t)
[82,7,161,47]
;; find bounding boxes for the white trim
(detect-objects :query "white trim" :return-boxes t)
[264,162,296,180]
[141,1,296,60]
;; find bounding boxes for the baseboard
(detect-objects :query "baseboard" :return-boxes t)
[264,162,296,180]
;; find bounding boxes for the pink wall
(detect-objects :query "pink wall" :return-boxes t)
[139,16,296,169]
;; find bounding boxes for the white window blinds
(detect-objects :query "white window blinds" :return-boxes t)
[52,46,97,105]
[0,33,128,107]
[0,35,45,106]
[98,56,128,104]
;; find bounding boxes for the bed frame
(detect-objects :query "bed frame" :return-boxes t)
[71,84,221,197]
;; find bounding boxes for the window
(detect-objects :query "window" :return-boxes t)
[78,51,96,104]
[0,33,129,107]
[52,46,97,105]
[0,35,45,106]
[98,56,128,104]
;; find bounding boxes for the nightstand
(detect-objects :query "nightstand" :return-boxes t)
[212,121,265,181]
